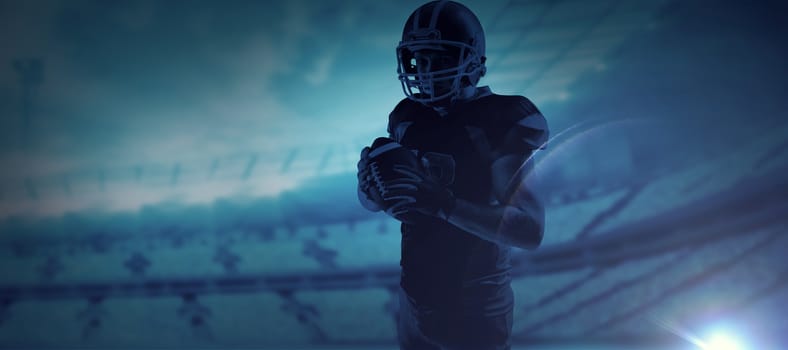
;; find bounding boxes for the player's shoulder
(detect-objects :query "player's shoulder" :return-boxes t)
[477,92,549,152]
[390,97,430,122]
[477,92,546,131]
[481,92,540,118]
[388,98,433,137]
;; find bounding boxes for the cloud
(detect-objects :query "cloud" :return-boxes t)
[304,48,338,86]
[0,1,339,172]
[0,0,384,218]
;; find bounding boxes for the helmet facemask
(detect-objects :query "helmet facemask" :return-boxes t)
[397,39,485,106]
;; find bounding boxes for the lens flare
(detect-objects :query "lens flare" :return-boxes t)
[510,117,678,207]
[702,331,743,350]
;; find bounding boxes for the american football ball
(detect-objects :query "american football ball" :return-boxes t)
[365,137,423,208]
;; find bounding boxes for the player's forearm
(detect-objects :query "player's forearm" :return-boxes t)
[447,198,543,250]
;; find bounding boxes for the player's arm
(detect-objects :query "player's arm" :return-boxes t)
[448,98,549,249]
[383,98,548,249]
[446,153,543,249]
[386,152,543,249]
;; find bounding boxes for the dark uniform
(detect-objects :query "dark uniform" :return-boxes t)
[389,86,548,350]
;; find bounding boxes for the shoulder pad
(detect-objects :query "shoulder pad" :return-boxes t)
[493,96,549,156]
[387,98,428,139]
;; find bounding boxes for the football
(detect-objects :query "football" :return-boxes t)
[365,137,423,208]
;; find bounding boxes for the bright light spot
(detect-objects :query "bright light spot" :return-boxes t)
[701,331,743,350]
[595,63,607,71]
[556,91,570,101]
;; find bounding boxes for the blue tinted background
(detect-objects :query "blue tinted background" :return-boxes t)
[0,0,786,349]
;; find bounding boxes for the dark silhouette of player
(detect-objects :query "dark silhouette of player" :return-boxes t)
[357,1,549,349]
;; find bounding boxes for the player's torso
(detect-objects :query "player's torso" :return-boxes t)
[388,95,513,308]
[396,112,492,202]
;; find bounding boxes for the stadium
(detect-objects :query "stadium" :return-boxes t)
[0,0,786,349]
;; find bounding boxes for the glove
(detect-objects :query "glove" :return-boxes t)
[357,146,372,191]
[381,163,456,221]
[357,146,384,211]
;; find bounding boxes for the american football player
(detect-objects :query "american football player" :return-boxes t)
[357,1,549,349]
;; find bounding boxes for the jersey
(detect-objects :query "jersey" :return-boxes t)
[387,86,549,310]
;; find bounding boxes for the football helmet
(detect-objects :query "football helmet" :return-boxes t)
[397,1,487,106]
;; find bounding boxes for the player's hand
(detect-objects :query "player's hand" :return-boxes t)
[357,146,384,211]
[357,146,372,193]
[381,164,456,220]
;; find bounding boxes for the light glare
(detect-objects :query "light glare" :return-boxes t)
[702,331,743,350]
